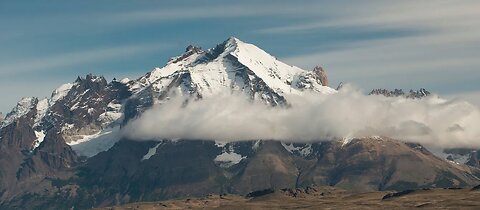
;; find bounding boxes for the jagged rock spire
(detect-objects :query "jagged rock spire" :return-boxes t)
[313,66,328,86]
[167,45,204,64]
[336,82,344,90]
[185,45,203,53]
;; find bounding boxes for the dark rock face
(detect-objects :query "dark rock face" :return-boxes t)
[16,130,78,181]
[199,37,234,63]
[369,88,431,99]
[46,75,131,143]
[230,141,298,194]
[0,104,77,204]
[0,112,3,124]
[0,119,37,199]
[443,148,480,169]
[467,151,480,168]
[299,138,480,192]
[79,140,223,203]
[444,148,473,156]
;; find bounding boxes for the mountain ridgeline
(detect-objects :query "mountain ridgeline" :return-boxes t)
[369,88,431,98]
[0,37,479,209]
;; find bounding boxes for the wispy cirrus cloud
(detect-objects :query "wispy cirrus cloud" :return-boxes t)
[256,1,480,34]
[97,0,351,22]
[0,42,171,76]
[272,0,480,96]
[101,4,271,23]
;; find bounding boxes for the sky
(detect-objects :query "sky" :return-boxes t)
[1,0,479,113]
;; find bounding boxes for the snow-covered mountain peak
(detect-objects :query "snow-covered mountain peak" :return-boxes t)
[219,36,241,53]
[210,37,335,95]
[203,36,269,63]
[226,36,240,44]
[130,37,336,100]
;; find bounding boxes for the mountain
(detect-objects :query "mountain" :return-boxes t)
[121,37,335,125]
[0,37,479,209]
[129,37,334,98]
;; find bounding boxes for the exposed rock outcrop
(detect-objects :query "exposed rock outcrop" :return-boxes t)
[313,66,329,86]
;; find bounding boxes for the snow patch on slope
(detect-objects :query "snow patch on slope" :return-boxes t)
[51,83,74,103]
[34,98,49,126]
[141,142,163,161]
[68,126,121,157]
[214,152,245,168]
[98,102,123,125]
[281,142,313,157]
[214,140,246,168]
[32,130,46,150]
[120,78,130,84]
[342,136,354,147]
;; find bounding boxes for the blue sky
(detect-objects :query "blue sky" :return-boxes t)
[1,0,479,113]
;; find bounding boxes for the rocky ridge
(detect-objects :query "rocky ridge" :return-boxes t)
[369,88,431,98]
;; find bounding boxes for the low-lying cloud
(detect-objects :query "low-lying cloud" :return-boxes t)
[123,85,480,148]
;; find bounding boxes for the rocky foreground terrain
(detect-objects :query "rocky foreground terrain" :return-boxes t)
[97,185,480,210]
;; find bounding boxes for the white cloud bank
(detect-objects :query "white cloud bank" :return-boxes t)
[123,86,480,149]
